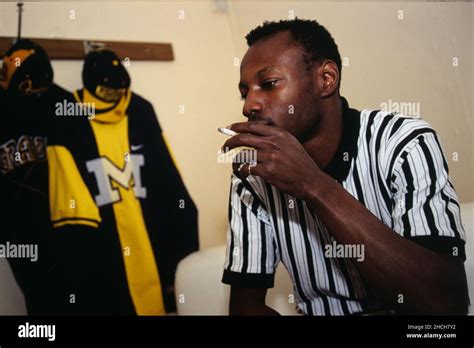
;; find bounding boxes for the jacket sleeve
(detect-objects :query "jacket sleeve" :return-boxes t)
[140,100,199,312]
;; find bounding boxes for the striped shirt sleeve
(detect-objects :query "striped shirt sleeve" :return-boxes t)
[222,174,279,288]
[390,130,466,260]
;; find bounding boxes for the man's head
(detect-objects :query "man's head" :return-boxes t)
[239,19,341,142]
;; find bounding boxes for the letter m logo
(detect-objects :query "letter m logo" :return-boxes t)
[86,154,146,207]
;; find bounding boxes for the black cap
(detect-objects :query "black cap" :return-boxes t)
[0,39,53,97]
[82,49,130,100]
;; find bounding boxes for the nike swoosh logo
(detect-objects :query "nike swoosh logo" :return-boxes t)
[131,144,144,151]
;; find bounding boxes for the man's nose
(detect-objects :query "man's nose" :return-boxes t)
[243,95,264,118]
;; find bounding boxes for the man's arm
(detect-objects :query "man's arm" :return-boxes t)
[223,122,469,315]
[303,172,468,314]
[229,287,280,315]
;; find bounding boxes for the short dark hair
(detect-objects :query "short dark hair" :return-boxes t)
[245,18,342,86]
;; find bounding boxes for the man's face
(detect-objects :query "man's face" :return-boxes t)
[239,30,322,142]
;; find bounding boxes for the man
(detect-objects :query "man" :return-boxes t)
[221,19,469,315]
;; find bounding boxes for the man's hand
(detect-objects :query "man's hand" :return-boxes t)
[221,122,322,199]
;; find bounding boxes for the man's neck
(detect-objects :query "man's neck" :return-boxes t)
[302,96,343,170]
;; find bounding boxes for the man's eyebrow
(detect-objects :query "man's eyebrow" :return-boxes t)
[255,66,276,78]
[238,66,277,90]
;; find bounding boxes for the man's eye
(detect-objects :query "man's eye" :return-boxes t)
[262,80,278,89]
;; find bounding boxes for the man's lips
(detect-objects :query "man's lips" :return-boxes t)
[248,117,274,126]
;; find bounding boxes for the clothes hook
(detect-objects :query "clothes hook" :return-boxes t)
[17,2,24,41]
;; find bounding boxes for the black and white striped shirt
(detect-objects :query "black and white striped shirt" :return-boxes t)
[222,97,466,315]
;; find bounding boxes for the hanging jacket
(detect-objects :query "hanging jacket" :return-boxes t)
[47,88,199,314]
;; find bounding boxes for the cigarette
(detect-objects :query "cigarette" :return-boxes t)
[217,127,237,137]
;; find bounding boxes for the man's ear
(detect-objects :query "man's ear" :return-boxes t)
[315,60,339,98]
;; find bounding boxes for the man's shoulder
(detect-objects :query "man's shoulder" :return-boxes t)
[357,108,444,178]
[361,108,432,132]
[359,108,437,149]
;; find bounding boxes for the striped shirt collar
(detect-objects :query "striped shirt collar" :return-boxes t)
[324,96,361,183]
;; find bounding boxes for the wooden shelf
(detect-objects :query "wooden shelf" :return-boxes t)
[0,37,174,61]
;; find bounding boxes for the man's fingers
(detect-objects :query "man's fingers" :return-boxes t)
[230,121,277,136]
[232,162,247,179]
[222,133,267,152]
[231,149,278,180]
[232,162,261,180]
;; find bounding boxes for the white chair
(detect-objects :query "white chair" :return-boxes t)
[174,245,298,315]
[0,258,26,314]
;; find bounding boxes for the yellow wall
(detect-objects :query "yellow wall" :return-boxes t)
[1,1,472,249]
